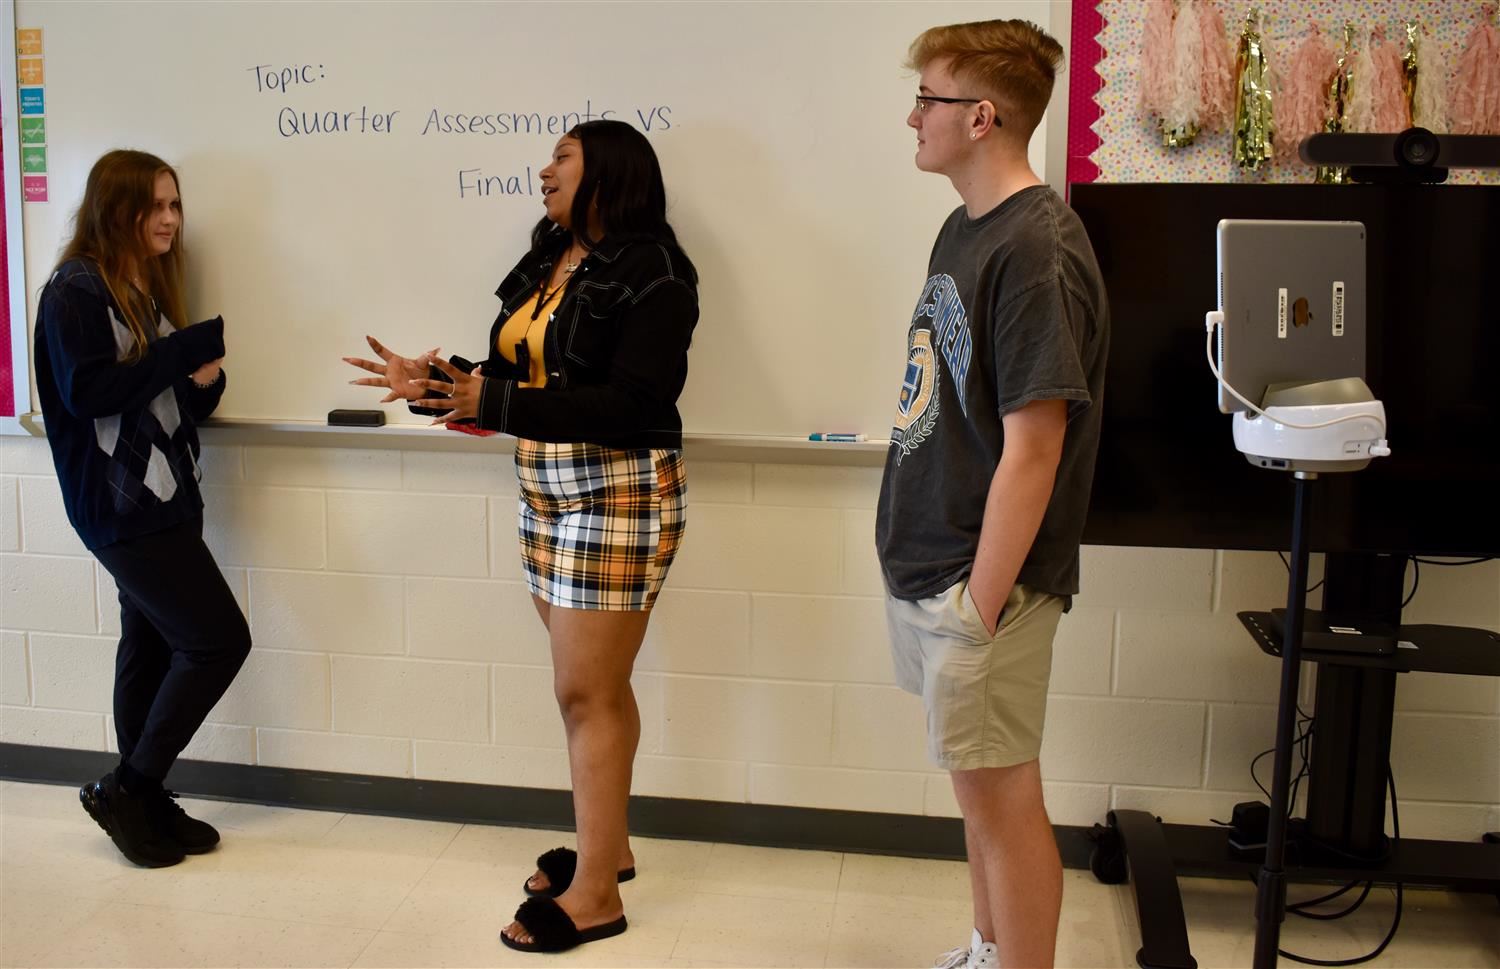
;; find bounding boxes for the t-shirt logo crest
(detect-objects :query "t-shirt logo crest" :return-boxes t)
[891,328,940,462]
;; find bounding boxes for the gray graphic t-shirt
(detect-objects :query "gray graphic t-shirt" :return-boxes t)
[876,185,1110,602]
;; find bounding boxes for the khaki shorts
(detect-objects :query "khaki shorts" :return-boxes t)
[885,578,1064,771]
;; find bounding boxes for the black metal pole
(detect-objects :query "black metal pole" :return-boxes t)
[1253,472,1316,969]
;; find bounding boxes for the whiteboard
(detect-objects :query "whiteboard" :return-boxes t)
[18,0,1050,437]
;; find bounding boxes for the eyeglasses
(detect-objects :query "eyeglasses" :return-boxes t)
[913,94,1003,128]
[914,94,981,113]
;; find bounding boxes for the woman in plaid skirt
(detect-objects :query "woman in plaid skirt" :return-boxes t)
[345,119,697,954]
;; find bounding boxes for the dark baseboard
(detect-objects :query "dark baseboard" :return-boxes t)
[0,742,1097,868]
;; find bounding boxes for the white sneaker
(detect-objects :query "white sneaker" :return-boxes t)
[932,946,970,969]
[932,929,999,969]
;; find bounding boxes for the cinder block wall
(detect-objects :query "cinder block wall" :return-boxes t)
[3,436,1496,838]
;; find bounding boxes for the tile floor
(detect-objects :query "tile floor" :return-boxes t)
[1,781,1494,968]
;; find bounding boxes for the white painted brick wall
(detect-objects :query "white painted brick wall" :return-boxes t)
[256,727,411,777]
[2,435,1493,842]
[0,438,56,474]
[1,631,29,705]
[1050,607,1114,696]
[491,664,567,749]
[1077,546,1215,612]
[249,570,404,654]
[1390,714,1500,803]
[0,705,105,749]
[177,723,257,764]
[634,754,747,802]
[1389,801,1500,842]
[841,510,883,596]
[669,505,842,594]
[831,684,930,772]
[94,566,117,635]
[633,672,665,755]
[1395,672,1500,716]
[202,485,325,569]
[684,461,753,504]
[1215,550,1326,615]
[662,677,834,765]
[196,445,244,483]
[406,577,550,664]
[208,649,330,731]
[1041,697,1206,787]
[327,491,487,577]
[752,464,883,509]
[1204,703,1280,792]
[19,477,88,555]
[1114,611,1281,703]
[1,552,97,633]
[413,740,570,788]
[0,475,18,552]
[487,496,526,581]
[402,450,515,496]
[28,633,115,712]
[1401,559,1500,629]
[751,764,926,815]
[750,594,891,685]
[245,446,402,490]
[331,655,488,741]
[641,589,752,676]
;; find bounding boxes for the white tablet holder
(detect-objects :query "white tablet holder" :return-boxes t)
[1204,307,1391,968]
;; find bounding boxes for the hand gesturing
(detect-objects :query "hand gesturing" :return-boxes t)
[342,336,439,403]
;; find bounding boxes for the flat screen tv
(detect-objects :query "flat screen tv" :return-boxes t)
[1071,183,1499,557]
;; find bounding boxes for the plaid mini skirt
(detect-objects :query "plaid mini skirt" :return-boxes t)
[514,440,687,611]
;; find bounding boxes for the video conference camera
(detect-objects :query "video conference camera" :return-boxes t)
[1300,128,1500,184]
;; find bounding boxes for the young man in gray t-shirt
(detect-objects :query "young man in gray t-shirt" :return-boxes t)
[875,19,1109,969]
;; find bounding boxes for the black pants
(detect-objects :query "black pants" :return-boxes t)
[92,518,252,781]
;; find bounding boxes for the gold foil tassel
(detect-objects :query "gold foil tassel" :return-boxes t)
[1401,20,1419,128]
[1316,22,1356,184]
[1232,7,1275,170]
[1163,123,1201,149]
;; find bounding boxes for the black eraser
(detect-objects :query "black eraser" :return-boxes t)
[327,409,385,427]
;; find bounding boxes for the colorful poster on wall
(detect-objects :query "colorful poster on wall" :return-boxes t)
[3,27,47,414]
[15,26,46,204]
[1,73,12,415]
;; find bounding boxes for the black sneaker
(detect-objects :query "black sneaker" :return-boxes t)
[147,789,220,854]
[79,773,185,868]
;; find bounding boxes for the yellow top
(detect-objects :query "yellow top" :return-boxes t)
[495,286,563,388]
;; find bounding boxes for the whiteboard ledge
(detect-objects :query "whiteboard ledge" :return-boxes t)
[190,417,891,467]
[0,414,43,437]
[4,413,890,465]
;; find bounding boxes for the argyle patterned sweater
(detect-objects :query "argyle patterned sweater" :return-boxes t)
[34,258,227,550]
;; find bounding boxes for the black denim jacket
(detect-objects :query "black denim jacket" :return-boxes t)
[424,234,699,449]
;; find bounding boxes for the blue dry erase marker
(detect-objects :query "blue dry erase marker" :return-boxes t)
[809,433,867,442]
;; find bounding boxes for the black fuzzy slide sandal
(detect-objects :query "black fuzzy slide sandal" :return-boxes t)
[499,896,628,953]
[523,846,637,897]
